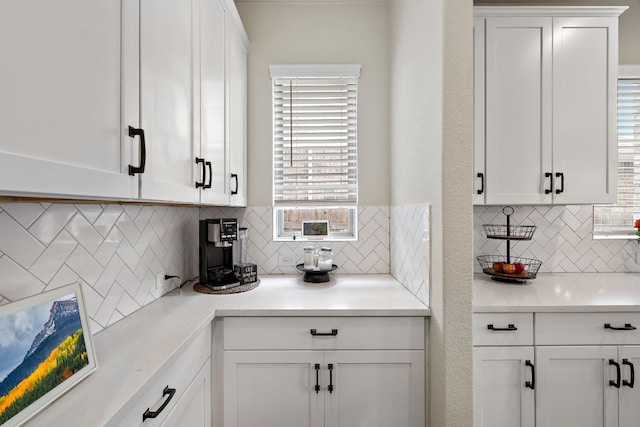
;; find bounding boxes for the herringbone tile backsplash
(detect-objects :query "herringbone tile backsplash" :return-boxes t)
[474,205,640,273]
[0,202,200,334]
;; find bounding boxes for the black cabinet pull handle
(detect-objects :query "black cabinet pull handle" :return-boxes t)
[477,172,484,195]
[487,324,517,332]
[545,172,553,194]
[204,161,212,189]
[623,359,635,388]
[604,323,637,331]
[555,172,564,194]
[231,173,239,195]
[525,360,535,390]
[610,359,621,388]
[142,385,176,421]
[328,363,334,393]
[310,329,338,336]
[195,157,206,188]
[128,126,146,176]
[314,363,320,393]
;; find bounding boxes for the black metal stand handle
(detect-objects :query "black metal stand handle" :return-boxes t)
[142,386,176,421]
[487,324,517,332]
[310,329,338,336]
[555,172,564,194]
[525,360,535,389]
[328,364,334,393]
[314,364,320,393]
[477,172,484,195]
[623,359,635,388]
[610,359,621,388]
[545,172,553,194]
[231,173,239,195]
[195,157,206,188]
[604,323,637,331]
[128,126,146,176]
[204,161,212,189]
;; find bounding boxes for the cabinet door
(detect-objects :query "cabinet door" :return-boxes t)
[618,346,640,427]
[484,17,553,205]
[223,351,324,427]
[227,20,248,207]
[199,0,229,205]
[473,346,535,427]
[161,360,211,427]
[473,17,486,205]
[139,0,199,203]
[323,350,425,427]
[0,0,138,200]
[552,17,618,204]
[536,346,618,427]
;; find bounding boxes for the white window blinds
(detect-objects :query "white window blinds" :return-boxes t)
[270,65,360,206]
[593,70,640,237]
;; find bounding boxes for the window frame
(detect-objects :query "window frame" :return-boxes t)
[270,64,361,242]
[593,65,640,240]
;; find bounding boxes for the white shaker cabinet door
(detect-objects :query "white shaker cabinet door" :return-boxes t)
[223,351,324,427]
[199,0,228,205]
[138,0,199,203]
[0,0,139,199]
[161,360,211,427]
[484,17,553,205]
[323,350,425,427]
[473,346,535,427]
[618,346,640,427]
[552,17,619,204]
[227,19,248,207]
[536,346,619,427]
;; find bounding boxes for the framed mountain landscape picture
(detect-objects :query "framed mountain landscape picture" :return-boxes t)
[0,283,97,426]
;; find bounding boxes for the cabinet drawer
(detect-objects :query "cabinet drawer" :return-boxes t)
[536,312,640,345]
[223,317,425,350]
[106,324,212,427]
[473,313,533,346]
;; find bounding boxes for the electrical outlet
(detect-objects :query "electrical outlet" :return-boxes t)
[155,271,167,289]
[278,253,294,267]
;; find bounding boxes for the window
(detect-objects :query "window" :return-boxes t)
[270,64,360,241]
[593,66,640,238]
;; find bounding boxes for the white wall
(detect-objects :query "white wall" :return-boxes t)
[390,0,474,426]
[236,1,391,207]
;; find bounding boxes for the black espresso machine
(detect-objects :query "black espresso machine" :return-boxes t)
[199,218,241,289]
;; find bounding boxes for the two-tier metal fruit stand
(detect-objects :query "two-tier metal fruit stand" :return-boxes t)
[476,206,542,283]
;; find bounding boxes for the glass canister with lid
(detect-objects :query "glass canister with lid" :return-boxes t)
[318,247,334,270]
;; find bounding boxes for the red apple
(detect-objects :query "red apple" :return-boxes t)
[492,262,504,272]
[502,263,516,274]
[514,262,525,274]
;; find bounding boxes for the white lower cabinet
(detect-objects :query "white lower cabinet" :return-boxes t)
[474,346,535,427]
[161,360,212,427]
[221,317,425,427]
[474,312,640,427]
[106,325,212,427]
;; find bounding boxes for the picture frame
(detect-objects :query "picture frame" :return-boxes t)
[0,283,97,427]
[301,220,329,239]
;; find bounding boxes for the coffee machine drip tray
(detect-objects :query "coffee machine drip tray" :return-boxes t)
[203,267,240,290]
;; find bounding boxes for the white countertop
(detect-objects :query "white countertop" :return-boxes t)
[474,272,640,312]
[30,274,429,426]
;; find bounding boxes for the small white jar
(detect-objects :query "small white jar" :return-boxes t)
[303,246,315,269]
[318,247,333,270]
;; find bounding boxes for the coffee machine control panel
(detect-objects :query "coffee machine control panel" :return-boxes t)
[218,219,238,241]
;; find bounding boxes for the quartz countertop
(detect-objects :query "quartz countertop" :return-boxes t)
[30,274,429,426]
[474,272,640,312]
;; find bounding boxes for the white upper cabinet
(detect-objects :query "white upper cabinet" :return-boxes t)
[0,0,139,200]
[474,7,626,205]
[138,0,199,203]
[199,0,229,205]
[227,13,249,207]
[0,0,248,206]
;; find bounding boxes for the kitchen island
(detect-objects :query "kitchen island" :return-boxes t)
[29,275,429,427]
